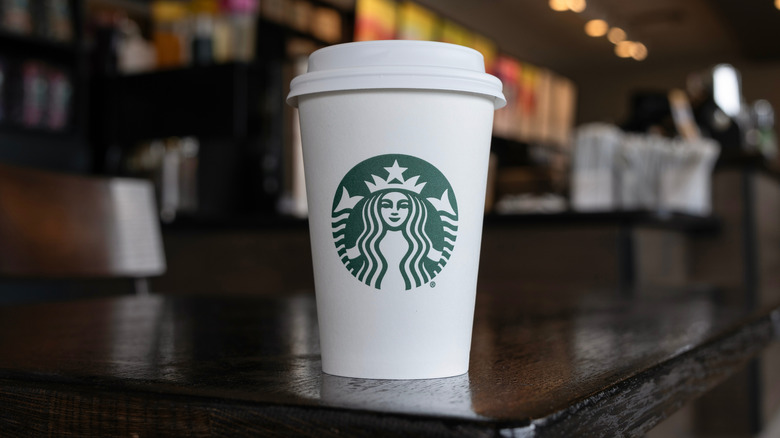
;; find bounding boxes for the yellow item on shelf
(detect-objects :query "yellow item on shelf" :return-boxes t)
[151,0,188,22]
[439,19,472,47]
[354,0,396,41]
[397,1,438,41]
[471,34,497,73]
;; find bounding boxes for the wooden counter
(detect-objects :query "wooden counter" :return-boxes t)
[0,288,778,436]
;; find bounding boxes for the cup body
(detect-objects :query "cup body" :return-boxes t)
[289,41,504,379]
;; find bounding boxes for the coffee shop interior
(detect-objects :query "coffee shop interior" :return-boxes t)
[1,0,780,436]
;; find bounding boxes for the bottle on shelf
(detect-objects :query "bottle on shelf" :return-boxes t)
[151,0,189,68]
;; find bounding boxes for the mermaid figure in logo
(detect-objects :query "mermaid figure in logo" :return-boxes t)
[341,161,447,290]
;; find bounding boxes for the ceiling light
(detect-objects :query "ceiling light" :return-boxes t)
[566,0,586,13]
[630,42,647,61]
[607,27,626,44]
[549,0,567,11]
[615,41,633,58]
[584,19,608,37]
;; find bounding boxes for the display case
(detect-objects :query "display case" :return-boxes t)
[0,0,88,172]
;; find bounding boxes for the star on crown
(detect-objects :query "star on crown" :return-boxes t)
[365,160,427,194]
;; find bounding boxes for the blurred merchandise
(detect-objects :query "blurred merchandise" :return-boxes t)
[668,88,701,141]
[571,124,621,211]
[89,11,120,76]
[396,1,437,41]
[45,68,72,130]
[221,0,258,62]
[471,34,497,75]
[125,137,200,223]
[1,0,33,35]
[353,0,576,148]
[493,56,576,149]
[355,0,500,80]
[495,193,566,215]
[260,0,285,24]
[211,6,232,62]
[0,0,73,40]
[492,56,519,138]
[21,61,47,128]
[116,17,156,74]
[439,18,471,47]
[138,0,262,68]
[151,0,189,68]
[44,0,73,41]
[288,0,313,33]
[0,57,7,122]
[0,60,72,131]
[354,0,396,41]
[656,138,720,215]
[746,99,778,160]
[571,123,720,216]
[310,6,341,44]
[687,65,743,151]
[190,0,217,65]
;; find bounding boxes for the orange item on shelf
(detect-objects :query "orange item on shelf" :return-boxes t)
[151,1,188,68]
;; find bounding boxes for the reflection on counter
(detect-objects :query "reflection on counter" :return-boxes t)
[319,373,474,418]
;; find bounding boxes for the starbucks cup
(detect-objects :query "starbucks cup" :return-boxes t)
[287,40,505,379]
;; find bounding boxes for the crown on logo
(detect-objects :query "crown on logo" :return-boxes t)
[365,160,426,194]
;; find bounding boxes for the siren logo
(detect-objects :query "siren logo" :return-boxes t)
[332,154,458,290]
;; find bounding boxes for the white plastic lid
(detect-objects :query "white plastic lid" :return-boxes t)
[287,40,506,109]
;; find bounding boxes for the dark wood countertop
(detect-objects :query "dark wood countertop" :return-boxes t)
[0,287,778,436]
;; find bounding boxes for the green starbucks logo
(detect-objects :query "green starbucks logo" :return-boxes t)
[332,154,458,290]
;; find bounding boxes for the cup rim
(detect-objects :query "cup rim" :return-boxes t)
[287,40,507,109]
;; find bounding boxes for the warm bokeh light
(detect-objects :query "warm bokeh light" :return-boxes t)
[615,41,633,58]
[630,42,647,61]
[776,0,780,10]
[549,0,568,11]
[607,27,626,44]
[566,0,587,13]
[713,64,742,117]
[584,19,608,37]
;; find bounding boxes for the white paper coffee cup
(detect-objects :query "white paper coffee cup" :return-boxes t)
[288,40,505,379]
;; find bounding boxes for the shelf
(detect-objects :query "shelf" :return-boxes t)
[486,210,722,233]
[0,30,79,64]
[0,0,87,173]
[108,62,256,142]
[0,129,89,172]
[0,121,75,138]
[161,214,309,233]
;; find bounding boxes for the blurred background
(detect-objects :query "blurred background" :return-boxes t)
[0,0,780,436]
[2,0,778,292]
[1,0,779,219]
[1,0,777,219]
[2,1,780,436]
